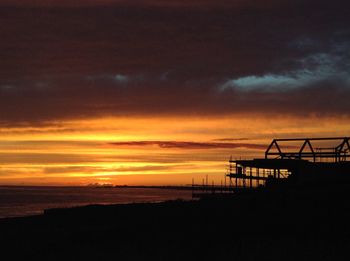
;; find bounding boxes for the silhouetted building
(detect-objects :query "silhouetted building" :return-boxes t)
[227,137,350,189]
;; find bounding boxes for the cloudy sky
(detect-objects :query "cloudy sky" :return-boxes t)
[0,0,349,185]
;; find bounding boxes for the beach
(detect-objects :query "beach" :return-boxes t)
[1,185,349,260]
[0,186,192,218]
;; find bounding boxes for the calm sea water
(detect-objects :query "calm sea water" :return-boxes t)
[0,186,192,218]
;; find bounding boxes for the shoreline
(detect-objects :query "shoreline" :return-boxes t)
[1,186,349,260]
[0,186,193,219]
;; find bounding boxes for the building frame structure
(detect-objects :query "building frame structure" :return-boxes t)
[227,137,350,189]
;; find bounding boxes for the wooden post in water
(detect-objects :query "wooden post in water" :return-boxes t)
[206,175,208,193]
[224,175,226,191]
[192,178,194,199]
[250,167,253,188]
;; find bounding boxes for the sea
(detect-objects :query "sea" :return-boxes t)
[0,186,193,219]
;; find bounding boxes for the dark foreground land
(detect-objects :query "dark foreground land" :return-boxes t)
[1,185,350,261]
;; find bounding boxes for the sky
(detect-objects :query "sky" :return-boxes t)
[1,0,350,185]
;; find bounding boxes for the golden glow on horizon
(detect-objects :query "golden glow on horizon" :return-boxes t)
[1,115,350,185]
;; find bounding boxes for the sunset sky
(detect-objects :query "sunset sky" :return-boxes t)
[1,0,350,185]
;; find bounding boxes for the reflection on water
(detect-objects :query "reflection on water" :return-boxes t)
[0,186,192,218]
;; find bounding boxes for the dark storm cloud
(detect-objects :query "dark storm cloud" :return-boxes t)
[212,138,251,142]
[0,0,349,125]
[108,141,268,150]
[0,0,280,8]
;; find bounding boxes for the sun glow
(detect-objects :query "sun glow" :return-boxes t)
[1,115,350,185]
